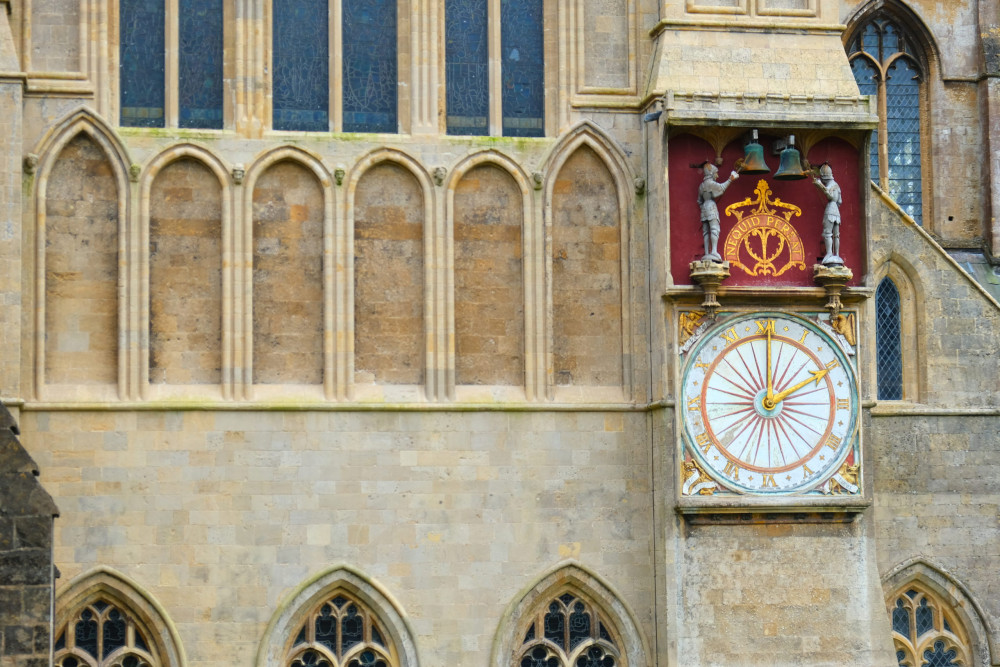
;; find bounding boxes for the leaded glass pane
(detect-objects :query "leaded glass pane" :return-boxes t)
[882,23,899,58]
[568,602,590,650]
[893,599,911,637]
[446,0,489,135]
[921,640,959,667]
[102,608,127,658]
[342,0,397,133]
[179,0,224,128]
[273,0,329,131]
[500,0,544,137]
[861,23,879,60]
[341,604,363,652]
[315,604,337,654]
[347,650,388,667]
[544,602,565,648]
[75,609,99,658]
[886,58,922,225]
[916,599,934,636]
[850,57,880,182]
[120,0,165,127]
[521,645,559,667]
[875,279,903,400]
[576,645,616,667]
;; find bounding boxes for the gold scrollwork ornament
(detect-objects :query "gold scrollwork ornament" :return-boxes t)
[723,180,807,278]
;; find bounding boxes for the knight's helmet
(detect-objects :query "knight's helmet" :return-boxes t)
[819,162,833,181]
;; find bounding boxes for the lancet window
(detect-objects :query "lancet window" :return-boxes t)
[284,593,397,667]
[54,599,160,667]
[875,277,903,400]
[846,12,925,225]
[890,587,970,667]
[514,592,622,667]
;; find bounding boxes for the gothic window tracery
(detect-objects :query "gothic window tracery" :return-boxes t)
[284,593,397,667]
[513,592,623,667]
[889,586,970,667]
[54,599,160,667]
[846,11,925,225]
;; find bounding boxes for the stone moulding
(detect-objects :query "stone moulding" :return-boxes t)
[662,91,879,128]
[55,566,187,667]
[255,564,420,667]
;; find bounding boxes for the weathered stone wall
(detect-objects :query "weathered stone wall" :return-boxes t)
[150,158,223,385]
[44,134,119,386]
[354,162,424,386]
[252,161,325,385]
[21,409,654,667]
[552,145,623,387]
[0,406,58,667]
[454,165,524,386]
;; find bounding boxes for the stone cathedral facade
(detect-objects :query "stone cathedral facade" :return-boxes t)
[1,0,999,665]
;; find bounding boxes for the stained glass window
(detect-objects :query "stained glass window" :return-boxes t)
[285,592,395,667]
[847,14,924,224]
[446,0,489,135]
[889,586,970,667]
[179,0,224,128]
[273,0,330,131]
[343,0,397,132]
[875,278,903,400]
[55,600,157,667]
[501,0,544,137]
[120,0,165,127]
[515,593,622,667]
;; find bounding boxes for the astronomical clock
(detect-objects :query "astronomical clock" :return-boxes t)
[665,128,870,513]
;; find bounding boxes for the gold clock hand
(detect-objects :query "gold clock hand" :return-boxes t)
[765,327,774,402]
[769,368,829,406]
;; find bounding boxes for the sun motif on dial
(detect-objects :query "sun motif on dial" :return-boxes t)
[681,312,859,494]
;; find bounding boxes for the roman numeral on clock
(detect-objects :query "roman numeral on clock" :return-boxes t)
[695,431,711,454]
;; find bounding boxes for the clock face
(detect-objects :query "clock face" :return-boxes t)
[681,312,859,494]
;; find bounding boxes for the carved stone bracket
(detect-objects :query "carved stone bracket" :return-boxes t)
[813,264,853,318]
[689,260,730,318]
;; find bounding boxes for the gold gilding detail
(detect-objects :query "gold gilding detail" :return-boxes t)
[723,179,807,277]
[831,312,857,346]
[679,311,707,344]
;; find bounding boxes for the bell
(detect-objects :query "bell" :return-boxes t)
[738,130,770,175]
[774,135,808,181]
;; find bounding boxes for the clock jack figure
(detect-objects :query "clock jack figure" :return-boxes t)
[697,162,739,262]
[812,162,843,266]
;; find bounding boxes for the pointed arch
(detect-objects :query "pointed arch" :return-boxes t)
[446,150,535,397]
[490,562,649,667]
[33,108,132,400]
[873,255,924,402]
[541,121,635,211]
[346,149,433,397]
[55,567,186,667]
[256,565,419,667]
[242,147,335,398]
[542,122,634,398]
[140,144,233,397]
[882,558,995,666]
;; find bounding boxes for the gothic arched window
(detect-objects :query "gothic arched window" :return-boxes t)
[875,277,903,400]
[889,586,971,667]
[54,599,160,667]
[514,592,623,667]
[284,592,398,667]
[846,12,925,225]
[120,0,224,128]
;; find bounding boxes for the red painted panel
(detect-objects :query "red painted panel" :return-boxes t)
[668,133,863,287]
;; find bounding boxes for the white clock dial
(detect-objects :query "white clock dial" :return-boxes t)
[681,312,859,494]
